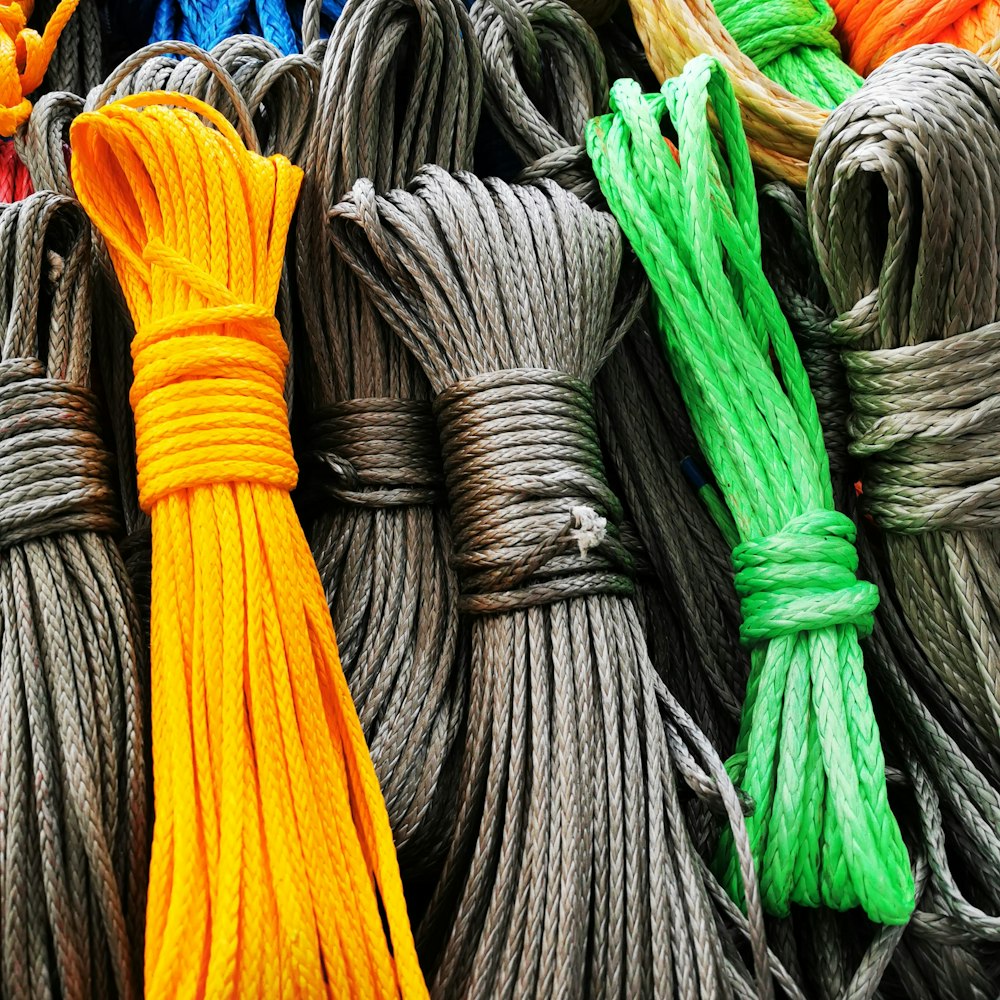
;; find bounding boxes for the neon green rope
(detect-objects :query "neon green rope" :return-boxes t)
[712,0,861,107]
[586,55,914,924]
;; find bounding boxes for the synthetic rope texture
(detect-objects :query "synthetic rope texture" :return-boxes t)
[587,54,915,924]
[328,164,777,999]
[295,0,481,876]
[809,44,1000,759]
[70,90,425,1000]
[0,190,147,1000]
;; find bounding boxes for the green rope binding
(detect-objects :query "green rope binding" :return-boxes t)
[586,55,915,925]
[711,0,861,107]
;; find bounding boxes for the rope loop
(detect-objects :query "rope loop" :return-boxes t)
[841,320,1000,532]
[304,397,443,507]
[434,367,634,612]
[129,239,296,509]
[733,508,879,646]
[0,356,117,549]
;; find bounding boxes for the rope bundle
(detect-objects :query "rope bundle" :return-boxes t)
[326,164,797,999]
[295,0,481,872]
[588,55,915,924]
[70,91,424,999]
[810,43,1000,757]
[0,189,147,999]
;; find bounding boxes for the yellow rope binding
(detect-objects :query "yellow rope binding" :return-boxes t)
[70,91,428,1000]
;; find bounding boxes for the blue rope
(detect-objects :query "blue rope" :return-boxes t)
[149,0,343,54]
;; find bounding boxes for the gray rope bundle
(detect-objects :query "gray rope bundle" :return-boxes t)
[0,192,147,999]
[326,164,809,1000]
[763,179,1000,998]
[471,0,606,197]
[809,43,1000,759]
[294,0,481,873]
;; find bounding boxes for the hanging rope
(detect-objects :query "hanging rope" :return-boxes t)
[0,189,147,1000]
[0,138,32,199]
[809,43,1000,757]
[327,164,797,999]
[828,0,1000,75]
[295,0,481,875]
[70,90,426,999]
[32,0,101,97]
[588,54,915,924]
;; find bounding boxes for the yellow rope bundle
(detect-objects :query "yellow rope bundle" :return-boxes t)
[70,91,426,1000]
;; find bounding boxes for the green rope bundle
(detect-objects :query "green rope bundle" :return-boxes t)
[586,55,914,924]
[712,0,860,107]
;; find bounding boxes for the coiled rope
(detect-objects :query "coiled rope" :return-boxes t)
[828,0,1000,75]
[295,0,481,874]
[588,55,915,924]
[70,91,425,999]
[809,43,1000,757]
[0,190,147,1000]
[328,164,793,999]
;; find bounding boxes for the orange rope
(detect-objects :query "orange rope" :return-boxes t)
[829,0,1000,75]
[0,0,81,134]
[69,92,428,1000]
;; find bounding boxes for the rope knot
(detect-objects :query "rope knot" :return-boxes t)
[433,368,633,613]
[712,0,841,71]
[841,320,1000,532]
[0,356,117,549]
[303,398,442,507]
[0,0,80,136]
[129,239,296,510]
[733,508,879,646]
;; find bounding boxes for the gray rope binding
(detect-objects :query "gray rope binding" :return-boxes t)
[0,192,147,999]
[294,0,482,876]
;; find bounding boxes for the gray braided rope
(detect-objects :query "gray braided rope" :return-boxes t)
[294,0,481,875]
[328,164,759,999]
[763,178,1000,997]
[810,44,1000,753]
[0,192,147,999]
[36,0,102,98]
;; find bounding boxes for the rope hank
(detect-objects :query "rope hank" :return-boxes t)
[295,0,481,871]
[809,43,1000,753]
[0,0,81,134]
[70,91,426,999]
[0,190,147,1000]
[829,0,1000,75]
[587,55,915,924]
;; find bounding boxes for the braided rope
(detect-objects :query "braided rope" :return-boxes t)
[0,189,147,1000]
[588,55,914,924]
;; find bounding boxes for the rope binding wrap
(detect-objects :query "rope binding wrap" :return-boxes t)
[586,54,915,925]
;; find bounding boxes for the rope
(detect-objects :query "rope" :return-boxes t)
[760,179,1000,998]
[149,0,343,54]
[0,0,81,135]
[0,189,147,1000]
[0,139,32,200]
[32,0,101,97]
[295,0,481,875]
[327,164,799,998]
[587,55,915,925]
[70,90,425,999]
[828,0,1000,75]
[711,0,860,105]
[809,43,1000,756]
